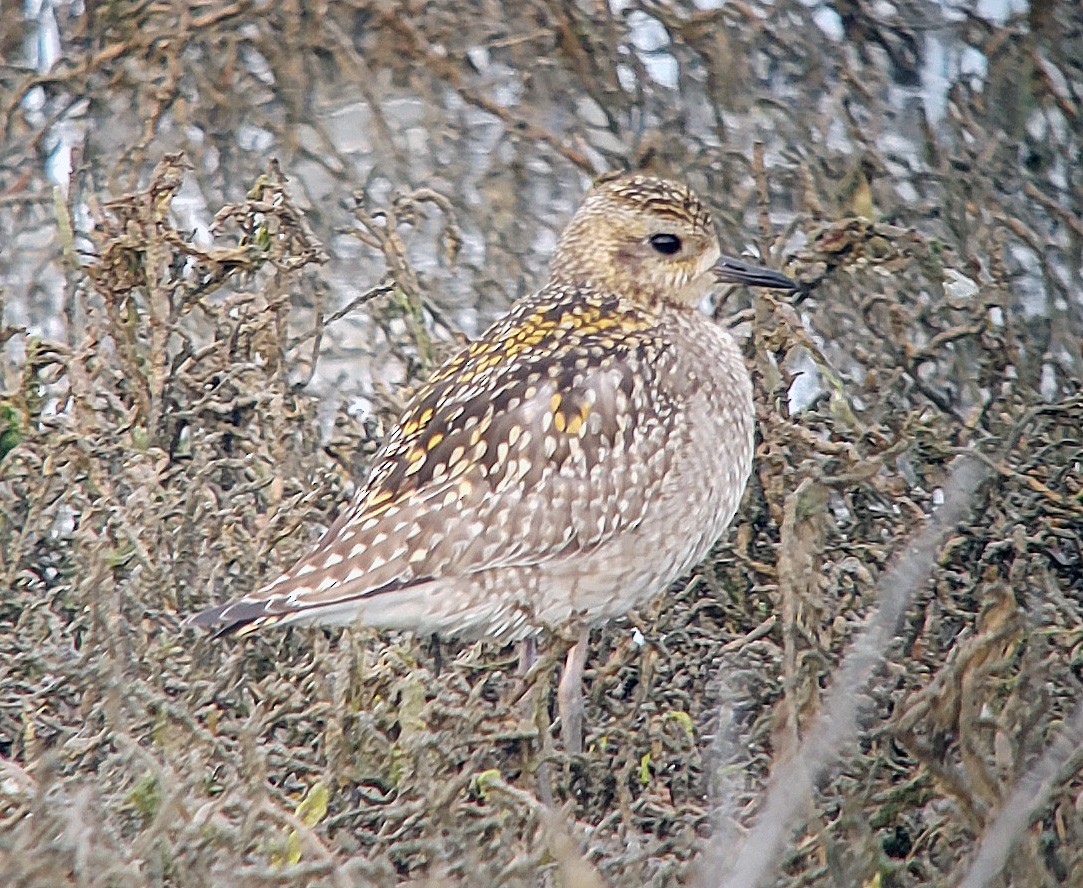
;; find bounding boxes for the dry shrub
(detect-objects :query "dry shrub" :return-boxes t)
[1,3,1081,887]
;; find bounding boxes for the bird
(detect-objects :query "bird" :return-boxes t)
[189,172,796,752]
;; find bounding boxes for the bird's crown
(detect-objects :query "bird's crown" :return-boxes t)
[548,173,721,305]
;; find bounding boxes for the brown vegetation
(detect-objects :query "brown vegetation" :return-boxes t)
[1,2,1080,886]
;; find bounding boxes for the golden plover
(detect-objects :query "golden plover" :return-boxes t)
[190,172,796,751]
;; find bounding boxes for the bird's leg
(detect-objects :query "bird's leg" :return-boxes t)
[428,632,443,673]
[511,635,557,802]
[557,625,590,755]
[515,636,539,719]
[512,636,551,739]
[515,635,540,729]
[518,636,537,675]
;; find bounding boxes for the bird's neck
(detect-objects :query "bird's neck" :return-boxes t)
[546,272,692,319]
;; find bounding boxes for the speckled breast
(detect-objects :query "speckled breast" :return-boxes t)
[526,305,756,630]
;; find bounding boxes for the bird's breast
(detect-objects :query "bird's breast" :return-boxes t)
[647,311,755,563]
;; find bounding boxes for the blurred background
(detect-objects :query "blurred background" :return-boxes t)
[1,2,1080,886]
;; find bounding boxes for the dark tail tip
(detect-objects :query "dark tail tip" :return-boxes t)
[185,602,263,639]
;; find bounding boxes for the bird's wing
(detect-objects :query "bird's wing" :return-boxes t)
[191,289,679,633]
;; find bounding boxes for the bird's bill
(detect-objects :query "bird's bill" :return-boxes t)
[713,254,797,290]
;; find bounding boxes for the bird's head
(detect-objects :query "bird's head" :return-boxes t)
[549,172,795,305]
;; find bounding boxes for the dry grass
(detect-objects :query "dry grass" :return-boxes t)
[1,3,1081,887]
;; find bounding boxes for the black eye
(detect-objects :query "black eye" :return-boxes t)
[649,233,682,255]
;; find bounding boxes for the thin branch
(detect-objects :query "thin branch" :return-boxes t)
[706,455,989,888]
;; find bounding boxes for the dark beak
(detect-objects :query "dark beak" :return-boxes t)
[713,253,797,290]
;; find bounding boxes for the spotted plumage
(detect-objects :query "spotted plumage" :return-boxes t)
[189,173,795,643]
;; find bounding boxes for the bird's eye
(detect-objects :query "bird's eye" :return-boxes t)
[649,233,682,255]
